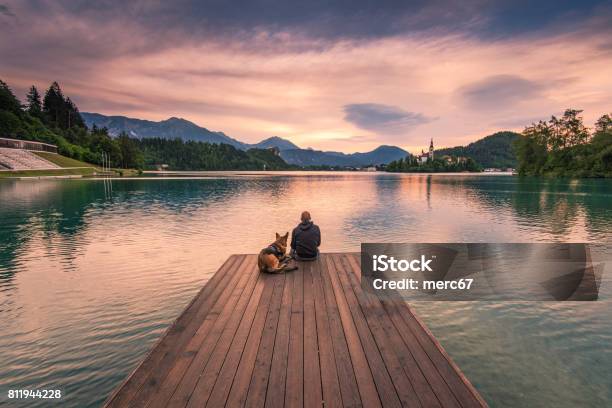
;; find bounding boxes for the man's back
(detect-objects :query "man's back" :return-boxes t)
[291,220,321,259]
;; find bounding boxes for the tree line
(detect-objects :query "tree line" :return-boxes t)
[134,138,291,170]
[514,109,612,177]
[0,79,292,171]
[386,155,480,173]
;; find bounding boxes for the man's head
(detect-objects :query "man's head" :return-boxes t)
[301,211,311,223]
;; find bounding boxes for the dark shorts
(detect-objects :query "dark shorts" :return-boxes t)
[290,248,319,261]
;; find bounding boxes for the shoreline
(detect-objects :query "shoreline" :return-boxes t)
[0,167,96,179]
[141,170,514,177]
[0,169,515,180]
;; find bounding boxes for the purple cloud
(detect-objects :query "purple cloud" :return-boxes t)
[0,4,14,17]
[458,75,544,109]
[343,103,434,134]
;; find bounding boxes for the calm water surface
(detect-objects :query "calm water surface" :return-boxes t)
[1,173,611,407]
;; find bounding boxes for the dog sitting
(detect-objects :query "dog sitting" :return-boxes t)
[258,232,298,274]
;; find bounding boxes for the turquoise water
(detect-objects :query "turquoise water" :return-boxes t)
[0,173,611,407]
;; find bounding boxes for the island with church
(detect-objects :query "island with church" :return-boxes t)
[385,138,481,173]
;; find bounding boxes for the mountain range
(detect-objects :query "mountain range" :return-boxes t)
[279,145,410,167]
[81,113,409,167]
[82,112,248,148]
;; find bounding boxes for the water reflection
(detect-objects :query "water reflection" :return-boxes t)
[1,181,98,281]
[452,176,612,241]
[2,174,611,284]
[0,173,611,407]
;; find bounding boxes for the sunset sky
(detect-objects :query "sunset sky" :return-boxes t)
[1,0,611,153]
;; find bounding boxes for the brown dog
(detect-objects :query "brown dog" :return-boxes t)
[258,232,297,273]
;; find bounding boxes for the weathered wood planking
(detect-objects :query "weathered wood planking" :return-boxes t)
[104,253,487,408]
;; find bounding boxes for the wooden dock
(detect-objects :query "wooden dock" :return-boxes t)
[104,253,487,407]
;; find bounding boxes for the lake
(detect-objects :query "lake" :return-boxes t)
[1,172,611,407]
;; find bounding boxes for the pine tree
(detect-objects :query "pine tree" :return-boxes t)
[41,81,85,129]
[43,81,65,128]
[64,97,85,128]
[26,85,42,118]
[0,79,22,115]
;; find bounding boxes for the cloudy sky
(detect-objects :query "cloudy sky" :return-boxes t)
[1,0,610,153]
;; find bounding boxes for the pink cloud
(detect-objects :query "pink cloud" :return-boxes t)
[1,4,610,153]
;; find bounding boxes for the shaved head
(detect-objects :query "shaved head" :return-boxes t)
[301,211,311,222]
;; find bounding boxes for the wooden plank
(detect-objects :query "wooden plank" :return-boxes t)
[104,253,487,408]
[191,268,277,407]
[215,271,282,407]
[146,255,258,408]
[310,258,343,408]
[104,254,243,408]
[348,253,486,408]
[136,255,252,407]
[315,256,362,408]
[303,261,323,408]
[345,254,461,408]
[243,273,287,408]
[384,301,463,408]
[285,260,304,408]
[167,257,261,407]
[337,254,437,408]
[323,256,382,408]
[397,302,486,408]
[264,270,294,408]
[180,257,270,407]
[327,255,401,408]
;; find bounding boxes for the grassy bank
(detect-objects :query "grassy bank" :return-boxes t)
[0,151,142,178]
[33,151,97,168]
[0,151,99,178]
[0,167,97,178]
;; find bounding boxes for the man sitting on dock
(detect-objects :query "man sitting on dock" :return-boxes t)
[290,211,321,261]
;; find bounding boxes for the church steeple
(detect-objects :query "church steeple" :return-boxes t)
[429,138,434,160]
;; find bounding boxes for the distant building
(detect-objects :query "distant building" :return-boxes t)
[417,138,434,164]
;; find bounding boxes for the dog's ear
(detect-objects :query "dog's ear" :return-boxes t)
[283,232,289,239]
[275,232,280,240]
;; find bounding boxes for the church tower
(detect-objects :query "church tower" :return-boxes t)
[429,138,434,160]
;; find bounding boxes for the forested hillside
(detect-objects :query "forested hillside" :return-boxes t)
[0,79,291,171]
[135,138,292,170]
[436,131,521,168]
